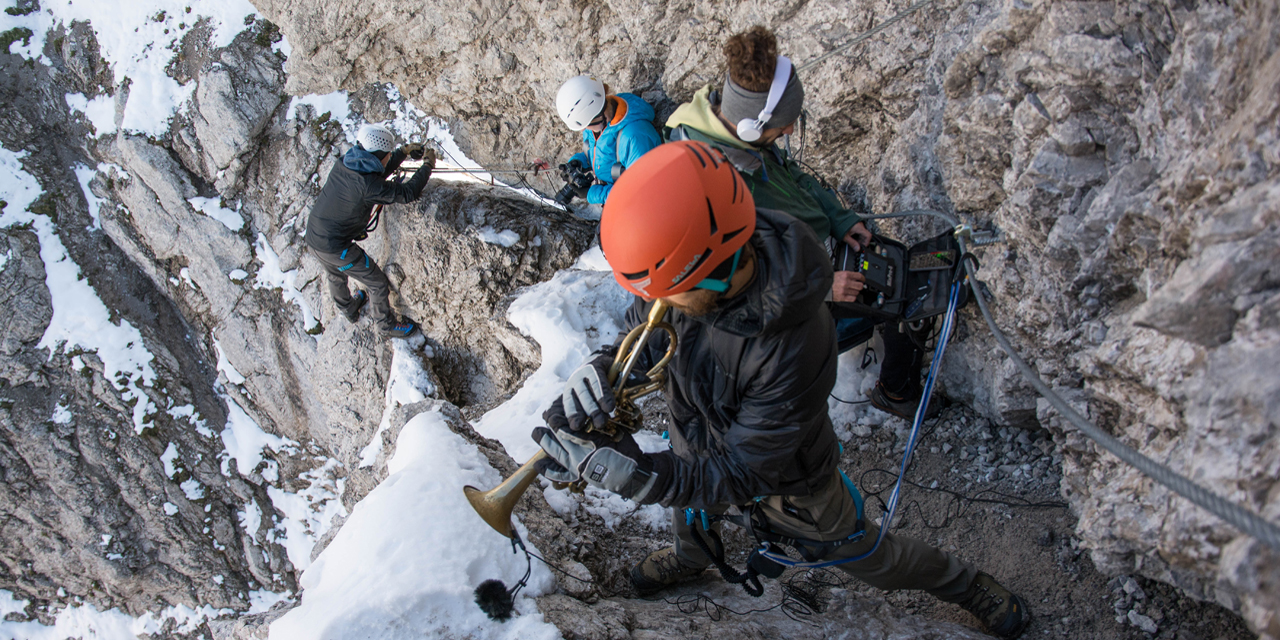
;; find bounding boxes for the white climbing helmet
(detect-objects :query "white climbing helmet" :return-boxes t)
[556,75,607,131]
[356,123,397,153]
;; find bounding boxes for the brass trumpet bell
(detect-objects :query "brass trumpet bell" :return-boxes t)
[464,300,677,538]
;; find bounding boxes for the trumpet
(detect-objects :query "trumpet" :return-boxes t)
[464,300,677,538]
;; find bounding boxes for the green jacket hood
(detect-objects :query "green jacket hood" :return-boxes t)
[665,85,751,150]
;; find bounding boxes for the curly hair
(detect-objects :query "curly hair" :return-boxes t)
[724,26,779,92]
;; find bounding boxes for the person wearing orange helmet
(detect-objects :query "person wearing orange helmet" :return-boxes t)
[531,141,1029,639]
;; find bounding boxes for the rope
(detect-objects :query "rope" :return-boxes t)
[796,0,936,73]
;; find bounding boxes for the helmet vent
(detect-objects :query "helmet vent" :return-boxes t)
[687,144,709,168]
[705,198,719,235]
[721,227,746,244]
[622,268,650,280]
[655,257,666,269]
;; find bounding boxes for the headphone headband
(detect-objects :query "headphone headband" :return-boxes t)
[736,56,793,142]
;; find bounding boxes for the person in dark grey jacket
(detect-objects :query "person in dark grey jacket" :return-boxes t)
[305,123,433,338]
[532,142,1030,639]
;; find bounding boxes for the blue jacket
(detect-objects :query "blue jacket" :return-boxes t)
[569,93,662,205]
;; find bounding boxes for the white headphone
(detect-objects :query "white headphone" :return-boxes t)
[736,56,793,143]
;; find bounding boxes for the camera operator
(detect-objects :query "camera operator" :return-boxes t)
[553,75,662,206]
[305,123,434,339]
[665,26,936,420]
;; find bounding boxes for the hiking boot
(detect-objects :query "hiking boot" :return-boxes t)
[629,547,705,595]
[343,290,368,323]
[380,319,419,339]
[868,381,942,421]
[957,573,1030,639]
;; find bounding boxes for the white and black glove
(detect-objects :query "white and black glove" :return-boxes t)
[562,351,617,432]
[532,403,658,501]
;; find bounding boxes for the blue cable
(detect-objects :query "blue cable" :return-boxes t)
[758,280,963,568]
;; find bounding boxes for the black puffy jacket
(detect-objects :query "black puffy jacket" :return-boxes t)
[630,207,840,510]
[304,148,432,253]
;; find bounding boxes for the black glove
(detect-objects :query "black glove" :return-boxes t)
[403,143,425,160]
[531,425,657,501]
[562,351,616,432]
[570,182,591,200]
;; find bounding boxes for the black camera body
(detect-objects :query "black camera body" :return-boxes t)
[554,159,595,206]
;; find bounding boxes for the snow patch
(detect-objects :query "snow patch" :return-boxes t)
[0,147,157,434]
[253,233,318,332]
[51,403,73,425]
[269,409,559,640]
[219,395,295,477]
[239,499,263,539]
[160,442,180,478]
[213,339,247,385]
[65,93,117,137]
[1,0,261,136]
[472,260,631,461]
[359,335,435,467]
[73,164,107,229]
[266,458,346,572]
[188,196,244,231]
[477,226,521,247]
[180,478,205,501]
[286,92,351,126]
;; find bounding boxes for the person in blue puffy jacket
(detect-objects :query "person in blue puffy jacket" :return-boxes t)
[554,75,663,205]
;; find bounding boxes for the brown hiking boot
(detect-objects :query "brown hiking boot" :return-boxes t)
[629,547,705,595]
[868,381,943,421]
[957,573,1031,638]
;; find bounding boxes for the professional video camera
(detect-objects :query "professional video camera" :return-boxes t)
[554,159,595,206]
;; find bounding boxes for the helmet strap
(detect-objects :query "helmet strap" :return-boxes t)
[693,246,744,293]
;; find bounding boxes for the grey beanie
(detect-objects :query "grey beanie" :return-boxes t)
[721,69,805,132]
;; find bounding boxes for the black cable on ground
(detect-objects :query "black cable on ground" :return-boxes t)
[665,568,853,625]
[856,467,1068,530]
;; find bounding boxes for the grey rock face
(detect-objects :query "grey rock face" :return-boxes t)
[252,0,1280,634]
[0,29,291,619]
[0,17,592,630]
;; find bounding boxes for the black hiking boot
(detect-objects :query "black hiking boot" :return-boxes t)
[957,573,1030,639]
[629,547,705,595]
[343,290,368,323]
[380,319,419,339]
[868,381,942,422]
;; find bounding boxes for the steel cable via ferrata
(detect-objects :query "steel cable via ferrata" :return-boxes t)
[866,210,1280,552]
[795,0,936,73]
[960,256,1280,552]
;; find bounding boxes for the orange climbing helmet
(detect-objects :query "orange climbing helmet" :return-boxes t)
[600,140,756,298]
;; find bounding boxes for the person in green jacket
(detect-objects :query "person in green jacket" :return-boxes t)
[666,26,937,420]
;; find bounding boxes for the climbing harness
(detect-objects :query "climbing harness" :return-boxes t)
[685,509,766,597]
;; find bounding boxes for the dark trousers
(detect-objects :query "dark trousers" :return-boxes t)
[835,317,925,396]
[312,244,393,328]
[673,472,977,602]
